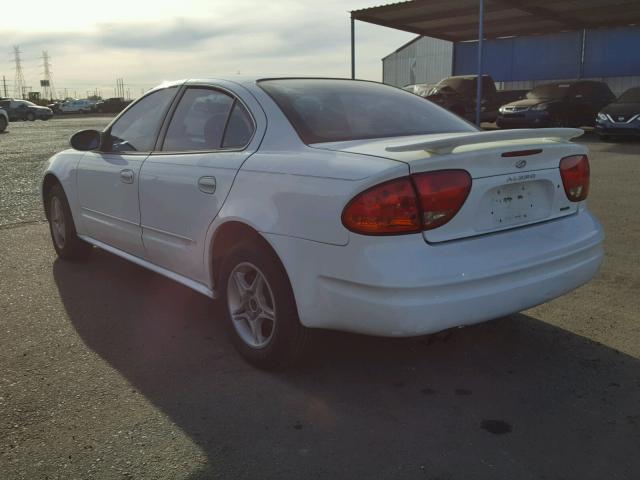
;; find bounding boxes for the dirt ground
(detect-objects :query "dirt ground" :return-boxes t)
[1,118,639,479]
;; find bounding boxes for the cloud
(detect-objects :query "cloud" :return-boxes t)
[1,1,415,94]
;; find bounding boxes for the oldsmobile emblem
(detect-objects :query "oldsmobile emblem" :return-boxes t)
[515,159,527,169]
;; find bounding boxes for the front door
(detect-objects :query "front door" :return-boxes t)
[139,86,258,283]
[77,87,178,257]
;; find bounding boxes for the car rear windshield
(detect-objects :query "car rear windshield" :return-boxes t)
[259,79,476,144]
[618,87,640,103]
[527,83,571,100]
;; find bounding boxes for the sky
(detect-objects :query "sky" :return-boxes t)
[2,0,415,99]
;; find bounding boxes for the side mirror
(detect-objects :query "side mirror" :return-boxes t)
[70,129,102,151]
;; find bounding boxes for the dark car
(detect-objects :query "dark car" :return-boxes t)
[595,87,640,139]
[0,99,54,121]
[426,75,526,123]
[90,97,132,114]
[497,81,615,129]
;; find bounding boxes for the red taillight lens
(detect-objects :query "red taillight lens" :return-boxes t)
[342,170,472,235]
[412,170,472,230]
[341,177,420,235]
[560,155,589,202]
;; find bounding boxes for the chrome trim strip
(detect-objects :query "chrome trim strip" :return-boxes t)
[142,224,194,243]
[606,113,639,124]
[78,234,216,299]
[81,207,139,227]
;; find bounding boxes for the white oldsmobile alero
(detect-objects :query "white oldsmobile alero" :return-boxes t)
[42,77,604,368]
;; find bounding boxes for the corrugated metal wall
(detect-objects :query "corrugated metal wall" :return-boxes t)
[454,32,583,81]
[382,36,453,87]
[453,26,640,82]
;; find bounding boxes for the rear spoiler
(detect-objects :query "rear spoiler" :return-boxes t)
[385,128,584,155]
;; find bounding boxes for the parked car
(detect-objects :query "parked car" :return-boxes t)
[0,99,53,121]
[42,77,603,368]
[59,99,95,113]
[403,83,436,97]
[0,107,8,132]
[90,97,132,114]
[595,86,640,139]
[497,81,616,129]
[425,75,525,122]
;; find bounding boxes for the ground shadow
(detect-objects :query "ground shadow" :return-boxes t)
[53,249,640,480]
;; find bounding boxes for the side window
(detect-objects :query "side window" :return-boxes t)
[222,102,254,148]
[108,87,176,153]
[163,88,233,151]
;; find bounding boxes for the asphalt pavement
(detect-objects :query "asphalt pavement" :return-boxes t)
[1,118,639,479]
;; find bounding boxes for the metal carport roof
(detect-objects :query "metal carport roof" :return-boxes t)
[349,0,640,125]
[351,0,640,42]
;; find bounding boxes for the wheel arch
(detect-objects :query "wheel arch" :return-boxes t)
[42,173,62,219]
[208,220,289,292]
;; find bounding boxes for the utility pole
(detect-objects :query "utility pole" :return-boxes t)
[13,46,26,99]
[2,76,7,97]
[40,50,56,100]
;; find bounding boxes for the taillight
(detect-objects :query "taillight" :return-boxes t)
[341,178,420,235]
[412,170,472,230]
[560,155,589,202]
[342,170,471,235]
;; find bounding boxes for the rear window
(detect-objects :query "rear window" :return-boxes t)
[618,87,640,103]
[259,79,476,144]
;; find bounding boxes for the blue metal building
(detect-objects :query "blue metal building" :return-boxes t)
[383,26,640,95]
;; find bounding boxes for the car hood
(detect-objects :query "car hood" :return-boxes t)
[503,98,558,108]
[601,102,640,116]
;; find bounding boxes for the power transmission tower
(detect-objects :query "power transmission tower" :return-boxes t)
[13,46,26,99]
[41,50,56,101]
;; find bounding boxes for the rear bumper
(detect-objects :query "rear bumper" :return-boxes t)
[266,209,604,337]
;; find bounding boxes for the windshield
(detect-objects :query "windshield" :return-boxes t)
[617,87,640,103]
[527,83,571,100]
[259,79,476,144]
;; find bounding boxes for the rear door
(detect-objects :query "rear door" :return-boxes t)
[77,87,178,256]
[139,84,262,284]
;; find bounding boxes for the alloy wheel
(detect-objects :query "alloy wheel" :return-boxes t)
[50,196,66,249]
[227,262,277,349]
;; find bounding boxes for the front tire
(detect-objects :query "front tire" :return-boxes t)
[26,112,36,121]
[219,243,310,369]
[46,184,92,260]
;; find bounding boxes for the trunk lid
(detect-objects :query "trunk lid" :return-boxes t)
[313,128,587,243]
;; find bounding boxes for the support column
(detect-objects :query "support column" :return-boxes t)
[475,0,485,126]
[351,17,356,79]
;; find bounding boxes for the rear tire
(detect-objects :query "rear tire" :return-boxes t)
[219,242,310,369]
[0,116,6,132]
[26,112,36,121]
[46,184,92,260]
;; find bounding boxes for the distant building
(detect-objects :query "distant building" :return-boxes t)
[383,26,640,95]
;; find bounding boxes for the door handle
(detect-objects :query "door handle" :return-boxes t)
[120,169,134,184]
[198,176,217,194]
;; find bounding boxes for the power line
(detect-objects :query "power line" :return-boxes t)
[13,46,26,99]
[41,50,56,100]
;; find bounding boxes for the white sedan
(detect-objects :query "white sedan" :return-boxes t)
[42,77,604,368]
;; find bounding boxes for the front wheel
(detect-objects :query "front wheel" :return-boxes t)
[26,112,36,121]
[219,243,310,369]
[46,184,92,260]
